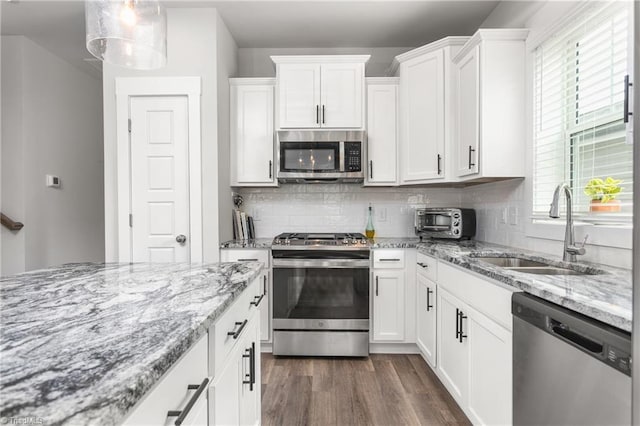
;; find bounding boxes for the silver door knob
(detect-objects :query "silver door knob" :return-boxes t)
[176,234,187,244]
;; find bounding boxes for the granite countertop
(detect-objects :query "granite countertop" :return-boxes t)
[0,262,263,426]
[220,238,273,249]
[415,240,632,332]
[218,237,422,249]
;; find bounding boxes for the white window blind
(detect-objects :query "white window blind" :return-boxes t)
[532,1,632,223]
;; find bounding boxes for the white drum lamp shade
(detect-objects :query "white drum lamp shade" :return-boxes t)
[85,0,167,70]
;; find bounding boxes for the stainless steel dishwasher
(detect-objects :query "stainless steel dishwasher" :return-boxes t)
[512,293,631,425]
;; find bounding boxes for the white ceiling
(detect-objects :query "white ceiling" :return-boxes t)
[1,0,501,78]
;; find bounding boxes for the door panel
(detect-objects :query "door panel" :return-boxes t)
[416,274,437,367]
[130,96,190,262]
[278,64,321,128]
[437,288,468,403]
[400,51,445,182]
[456,46,480,177]
[321,63,364,128]
[366,83,398,184]
[372,270,405,341]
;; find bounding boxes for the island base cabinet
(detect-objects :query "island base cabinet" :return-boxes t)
[209,315,261,426]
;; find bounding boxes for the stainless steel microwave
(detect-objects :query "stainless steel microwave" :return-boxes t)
[415,208,476,240]
[277,130,365,183]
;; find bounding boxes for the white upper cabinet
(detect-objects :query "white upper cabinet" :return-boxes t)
[230,78,276,187]
[272,55,369,129]
[365,78,398,186]
[393,38,468,184]
[452,29,529,180]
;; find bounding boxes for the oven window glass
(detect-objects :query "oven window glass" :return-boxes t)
[421,214,452,228]
[272,268,369,320]
[280,142,339,172]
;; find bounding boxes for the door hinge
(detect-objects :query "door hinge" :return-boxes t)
[129,214,133,227]
[128,119,132,133]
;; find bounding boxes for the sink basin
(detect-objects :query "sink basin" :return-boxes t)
[506,267,592,276]
[474,257,550,268]
[472,256,600,276]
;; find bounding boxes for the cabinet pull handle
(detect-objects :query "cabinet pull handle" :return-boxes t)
[322,105,326,124]
[624,75,633,123]
[426,288,433,311]
[455,308,460,340]
[237,258,258,262]
[369,160,373,179]
[250,293,265,307]
[242,342,256,391]
[468,145,476,169]
[417,262,428,268]
[458,310,468,343]
[228,319,248,339]
[316,105,319,124]
[437,154,442,175]
[379,258,400,262]
[269,160,273,179]
[375,276,379,296]
[263,275,267,295]
[167,378,209,425]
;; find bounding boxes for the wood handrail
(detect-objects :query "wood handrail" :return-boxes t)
[1,213,24,231]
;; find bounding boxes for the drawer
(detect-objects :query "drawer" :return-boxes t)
[209,277,260,376]
[373,249,405,269]
[220,249,270,267]
[123,335,208,426]
[416,252,437,282]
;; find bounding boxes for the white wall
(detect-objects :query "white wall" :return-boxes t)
[238,185,462,238]
[464,1,632,269]
[238,47,412,77]
[1,36,104,275]
[217,14,239,244]
[103,8,225,262]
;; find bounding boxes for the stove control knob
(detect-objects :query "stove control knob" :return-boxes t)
[343,240,349,244]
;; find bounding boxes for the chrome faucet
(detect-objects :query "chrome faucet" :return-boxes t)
[549,183,588,262]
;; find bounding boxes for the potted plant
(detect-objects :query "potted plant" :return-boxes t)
[584,177,622,212]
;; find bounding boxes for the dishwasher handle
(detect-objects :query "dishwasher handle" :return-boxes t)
[549,318,604,354]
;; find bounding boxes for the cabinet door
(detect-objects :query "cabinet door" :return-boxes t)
[436,288,468,404]
[455,45,480,177]
[231,83,275,185]
[416,274,437,368]
[372,270,405,341]
[320,63,364,128]
[366,82,398,185]
[278,64,321,128]
[209,348,240,426]
[239,319,261,426]
[467,307,512,426]
[399,50,445,183]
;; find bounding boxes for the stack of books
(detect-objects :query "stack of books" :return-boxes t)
[232,209,256,240]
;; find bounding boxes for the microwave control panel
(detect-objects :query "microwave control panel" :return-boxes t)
[344,142,362,172]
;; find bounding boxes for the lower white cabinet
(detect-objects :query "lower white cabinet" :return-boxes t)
[416,273,437,367]
[372,269,405,341]
[209,315,261,426]
[437,287,468,404]
[220,248,271,343]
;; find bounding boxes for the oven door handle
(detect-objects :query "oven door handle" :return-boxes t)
[272,259,370,268]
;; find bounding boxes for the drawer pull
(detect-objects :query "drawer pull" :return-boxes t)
[375,276,379,296]
[457,309,467,343]
[426,288,433,311]
[417,262,429,268]
[250,293,265,307]
[237,258,258,262]
[379,258,401,262]
[167,378,209,425]
[228,319,248,339]
[242,342,256,391]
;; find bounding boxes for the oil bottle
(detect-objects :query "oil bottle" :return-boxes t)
[365,204,376,239]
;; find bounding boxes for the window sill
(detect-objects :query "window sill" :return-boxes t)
[526,219,632,250]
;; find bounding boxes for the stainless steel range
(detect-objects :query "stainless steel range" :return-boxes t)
[271,233,370,357]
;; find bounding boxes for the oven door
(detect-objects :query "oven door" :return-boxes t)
[417,211,453,232]
[272,255,370,331]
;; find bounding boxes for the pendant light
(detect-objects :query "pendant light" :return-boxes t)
[85,0,167,70]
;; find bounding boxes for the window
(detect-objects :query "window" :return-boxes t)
[532,1,632,223]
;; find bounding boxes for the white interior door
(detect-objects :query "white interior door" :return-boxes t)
[130,96,190,262]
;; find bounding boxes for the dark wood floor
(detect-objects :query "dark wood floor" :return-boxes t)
[261,353,471,426]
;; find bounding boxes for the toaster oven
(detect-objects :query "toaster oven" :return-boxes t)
[414,208,476,239]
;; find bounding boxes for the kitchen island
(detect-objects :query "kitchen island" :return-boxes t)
[0,261,263,425]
